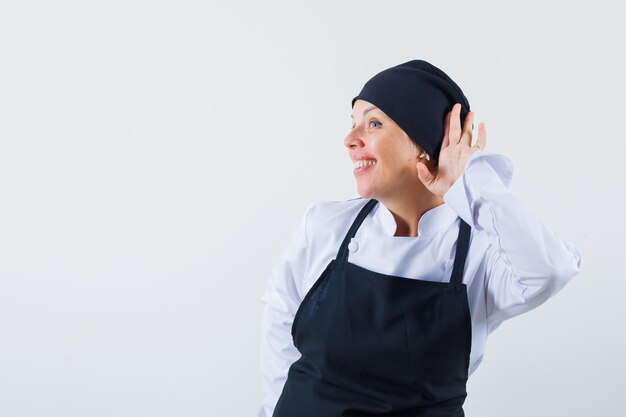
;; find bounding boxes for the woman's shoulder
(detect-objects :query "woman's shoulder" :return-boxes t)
[308,196,369,220]
[305,197,370,237]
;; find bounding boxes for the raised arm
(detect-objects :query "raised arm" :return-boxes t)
[443,149,584,333]
[417,103,583,333]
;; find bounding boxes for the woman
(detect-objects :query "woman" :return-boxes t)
[258,59,584,417]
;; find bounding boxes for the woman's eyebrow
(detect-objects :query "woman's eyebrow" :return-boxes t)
[350,106,378,119]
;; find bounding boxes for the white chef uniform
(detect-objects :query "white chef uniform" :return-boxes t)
[258,149,584,417]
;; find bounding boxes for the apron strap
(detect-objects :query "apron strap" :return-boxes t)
[449,219,472,286]
[336,198,379,268]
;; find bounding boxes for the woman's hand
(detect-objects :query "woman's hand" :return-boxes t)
[416,103,487,198]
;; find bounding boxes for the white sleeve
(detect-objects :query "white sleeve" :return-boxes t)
[442,150,584,334]
[257,203,313,417]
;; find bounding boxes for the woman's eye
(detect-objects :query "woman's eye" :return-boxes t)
[369,120,381,128]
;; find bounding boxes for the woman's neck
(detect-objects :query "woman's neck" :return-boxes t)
[378,190,445,238]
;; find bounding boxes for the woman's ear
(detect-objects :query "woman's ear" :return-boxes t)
[416,145,439,174]
[417,146,431,162]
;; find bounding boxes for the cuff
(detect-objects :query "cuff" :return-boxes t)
[442,149,515,227]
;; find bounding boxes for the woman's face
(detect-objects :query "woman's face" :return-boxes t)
[344,99,426,199]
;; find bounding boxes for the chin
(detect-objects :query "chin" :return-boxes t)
[356,185,376,199]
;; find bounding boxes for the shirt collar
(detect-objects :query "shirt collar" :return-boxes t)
[372,200,459,237]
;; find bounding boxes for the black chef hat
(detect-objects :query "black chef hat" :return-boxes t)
[351,59,471,163]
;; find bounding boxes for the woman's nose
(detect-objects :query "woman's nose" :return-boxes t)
[344,129,364,150]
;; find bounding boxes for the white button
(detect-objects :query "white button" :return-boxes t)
[444,259,454,269]
[348,240,359,253]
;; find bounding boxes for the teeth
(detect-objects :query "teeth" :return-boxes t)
[354,160,377,168]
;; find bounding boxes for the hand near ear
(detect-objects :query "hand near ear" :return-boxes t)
[416,103,487,198]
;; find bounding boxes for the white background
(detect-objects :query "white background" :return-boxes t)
[0,1,624,416]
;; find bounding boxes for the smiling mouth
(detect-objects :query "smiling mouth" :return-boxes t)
[353,160,377,175]
[353,160,377,169]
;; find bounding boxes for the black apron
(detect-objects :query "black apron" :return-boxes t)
[273,198,472,417]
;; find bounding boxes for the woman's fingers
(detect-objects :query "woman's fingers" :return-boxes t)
[416,161,436,187]
[449,103,462,144]
[459,111,474,147]
[475,122,487,149]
